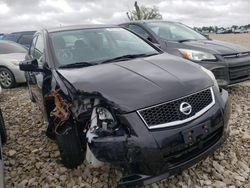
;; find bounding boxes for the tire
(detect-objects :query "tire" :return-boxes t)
[0,109,7,144]
[0,67,16,89]
[56,122,85,169]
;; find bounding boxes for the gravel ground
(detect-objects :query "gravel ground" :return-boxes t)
[1,35,250,188]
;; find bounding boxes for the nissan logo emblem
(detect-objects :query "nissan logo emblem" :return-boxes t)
[180,102,192,115]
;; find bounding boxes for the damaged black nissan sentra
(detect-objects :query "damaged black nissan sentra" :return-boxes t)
[19,25,230,186]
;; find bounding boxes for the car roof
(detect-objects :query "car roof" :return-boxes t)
[46,24,120,33]
[9,31,36,35]
[119,20,179,25]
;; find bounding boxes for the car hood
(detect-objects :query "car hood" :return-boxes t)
[180,39,250,55]
[0,53,26,61]
[57,53,213,112]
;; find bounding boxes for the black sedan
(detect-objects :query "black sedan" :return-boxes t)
[119,21,250,87]
[20,25,230,186]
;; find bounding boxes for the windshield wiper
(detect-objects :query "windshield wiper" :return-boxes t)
[59,62,97,69]
[100,53,159,64]
[178,39,197,43]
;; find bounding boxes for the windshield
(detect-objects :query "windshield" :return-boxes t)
[146,22,206,41]
[50,27,159,67]
[0,41,27,54]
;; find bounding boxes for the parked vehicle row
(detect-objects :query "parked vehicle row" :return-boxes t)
[2,20,249,186]
[216,28,249,34]
[1,22,250,89]
[19,25,230,186]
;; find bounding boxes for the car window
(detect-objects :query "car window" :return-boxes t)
[128,24,150,40]
[33,35,44,65]
[50,27,158,66]
[2,34,19,42]
[18,34,33,47]
[30,36,37,56]
[146,22,206,41]
[0,41,27,54]
[62,35,78,47]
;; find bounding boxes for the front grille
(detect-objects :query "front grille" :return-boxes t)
[138,87,215,129]
[229,65,250,81]
[222,52,250,59]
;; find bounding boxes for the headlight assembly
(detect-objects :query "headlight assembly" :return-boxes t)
[200,66,219,91]
[179,49,216,61]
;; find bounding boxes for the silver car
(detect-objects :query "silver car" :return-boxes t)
[0,40,27,88]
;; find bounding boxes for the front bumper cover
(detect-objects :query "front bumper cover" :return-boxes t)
[197,55,250,87]
[89,88,230,186]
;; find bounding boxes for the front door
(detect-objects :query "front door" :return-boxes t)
[28,33,46,111]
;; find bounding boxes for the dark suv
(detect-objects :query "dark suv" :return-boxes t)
[19,25,230,186]
[119,21,250,87]
[2,31,35,48]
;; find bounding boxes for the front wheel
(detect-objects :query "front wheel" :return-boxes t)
[56,122,85,169]
[0,67,15,89]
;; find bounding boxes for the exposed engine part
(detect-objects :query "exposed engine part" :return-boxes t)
[45,89,71,135]
[86,99,117,142]
[86,99,100,143]
[86,99,104,167]
[86,98,119,167]
[72,98,94,119]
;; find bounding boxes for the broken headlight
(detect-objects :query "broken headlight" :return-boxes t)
[96,107,117,131]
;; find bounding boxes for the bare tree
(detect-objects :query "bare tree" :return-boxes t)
[127,1,162,20]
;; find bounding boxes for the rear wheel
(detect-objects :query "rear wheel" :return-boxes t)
[56,122,85,169]
[0,67,15,89]
[0,109,7,144]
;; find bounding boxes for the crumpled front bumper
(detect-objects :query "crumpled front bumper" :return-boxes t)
[119,133,226,187]
[89,88,230,186]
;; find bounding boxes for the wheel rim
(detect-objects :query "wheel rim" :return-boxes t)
[0,70,12,88]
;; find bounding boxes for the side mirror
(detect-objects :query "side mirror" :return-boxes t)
[147,36,154,42]
[19,59,43,72]
[201,33,210,39]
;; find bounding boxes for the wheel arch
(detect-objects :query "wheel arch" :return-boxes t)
[0,66,16,88]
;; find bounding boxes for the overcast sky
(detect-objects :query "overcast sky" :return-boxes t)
[0,0,250,33]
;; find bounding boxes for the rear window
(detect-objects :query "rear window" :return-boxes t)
[0,42,27,54]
